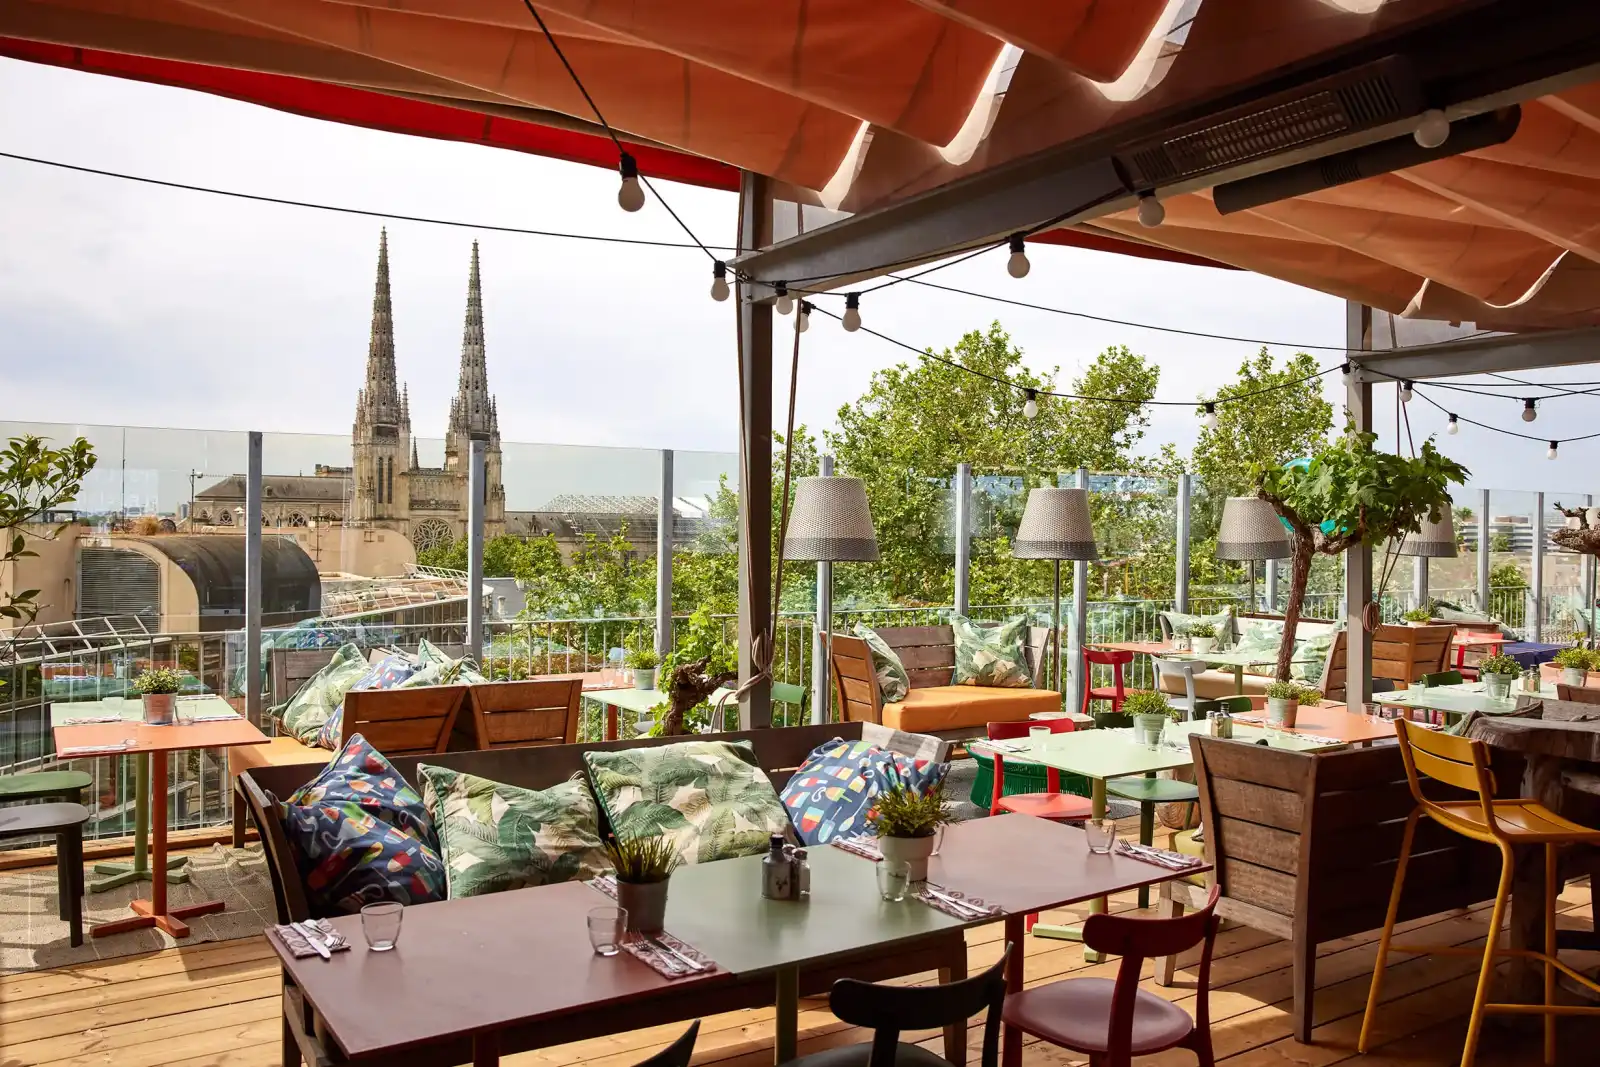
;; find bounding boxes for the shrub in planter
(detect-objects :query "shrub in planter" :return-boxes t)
[133,666,184,724]
[1263,680,1321,728]
[1183,622,1219,655]
[1123,690,1178,748]
[869,780,948,881]
[606,835,678,932]
[1555,647,1591,687]
[1402,608,1432,625]
[626,647,661,691]
[1479,653,1521,700]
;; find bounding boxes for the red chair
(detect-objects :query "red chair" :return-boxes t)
[1082,648,1136,715]
[986,719,1094,933]
[1003,885,1221,1067]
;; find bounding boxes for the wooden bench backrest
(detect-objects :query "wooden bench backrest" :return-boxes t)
[268,649,342,707]
[828,633,883,724]
[467,679,582,748]
[873,624,1053,689]
[341,686,465,756]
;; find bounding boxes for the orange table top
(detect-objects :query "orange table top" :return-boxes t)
[54,717,269,757]
[1451,631,1505,648]
[1226,703,1396,745]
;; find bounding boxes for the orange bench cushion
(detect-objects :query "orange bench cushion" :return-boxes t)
[227,735,330,782]
[881,685,1062,733]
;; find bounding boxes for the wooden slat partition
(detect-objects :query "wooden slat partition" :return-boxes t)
[879,626,957,688]
[466,679,582,749]
[341,687,465,757]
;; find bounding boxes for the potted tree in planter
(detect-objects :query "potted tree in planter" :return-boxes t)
[1257,430,1467,687]
[1263,680,1322,728]
[1401,608,1433,627]
[1123,690,1178,749]
[1183,622,1219,656]
[133,667,184,724]
[606,835,679,932]
[627,647,661,692]
[1554,647,1590,688]
[869,779,948,882]
[1478,652,1520,701]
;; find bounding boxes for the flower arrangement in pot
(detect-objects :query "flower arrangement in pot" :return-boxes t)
[1122,690,1178,750]
[1554,647,1591,688]
[1478,653,1521,701]
[1401,608,1433,627]
[1183,622,1219,656]
[605,835,679,932]
[869,778,948,882]
[1263,681,1321,728]
[133,667,183,724]
[626,647,661,692]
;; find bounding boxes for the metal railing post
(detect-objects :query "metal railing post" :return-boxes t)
[467,440,486,663]
[656,449,673,659]
[1532,491,1545,641]
[1587,495,1596,644]
[813,455,834,724]
[953,462,972,617]
[1477,488,1491,611]
[1068,468,1090,717]
[245,432,262,725]
[1175,473,1191,612]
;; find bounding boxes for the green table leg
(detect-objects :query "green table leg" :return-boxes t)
[1030,779,1106,962]
[91,753,188,892]
[1234,666,1245,694]
[774,965,799,1065]
[1137,772,1155,910]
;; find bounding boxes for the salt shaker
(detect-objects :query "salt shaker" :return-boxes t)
[761,834,793,900]
[793,847,811,898]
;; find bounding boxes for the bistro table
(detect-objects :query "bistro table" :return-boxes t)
[1224,702,1397,745]
[1091,640,1312,693]
[52,701,267,937]
[582,686,744,739]
[1381,679,1559,725]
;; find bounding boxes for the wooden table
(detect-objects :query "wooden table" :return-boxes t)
[53,706,266,938]
[1090,640,1310,693]
[1223,703,1397,745]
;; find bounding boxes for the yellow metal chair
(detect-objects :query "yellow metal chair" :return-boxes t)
[1359,719,1600,1066]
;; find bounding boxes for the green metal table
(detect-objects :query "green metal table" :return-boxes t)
[1380,680,1558,725]
[50,695,240,891]
[581,687,742,738]
[1162,648,1316,693]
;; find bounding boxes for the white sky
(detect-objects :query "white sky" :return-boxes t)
[1,57,1595,509]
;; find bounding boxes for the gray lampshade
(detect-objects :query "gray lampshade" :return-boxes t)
[1398,503,1458,558]
[1216,496,1292,561]
[783,476,879,562]
[1012,487,1099,561]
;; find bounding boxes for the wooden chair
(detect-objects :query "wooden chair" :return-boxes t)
[1360,720,1600,1067]
[0,801,89,946]
[1004,887,1220,1067]
[1555,683,1600,705]
[1082,648,1136,716]
[779,945,1011,1067]
[465,679,582,748]
[1373,623,1454,688]
[637,1022,700,1067]
[340,686,465,757]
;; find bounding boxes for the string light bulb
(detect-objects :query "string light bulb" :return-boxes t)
[1447,413,1459,435]
[1341,362,1352,381]
[842,292,862,332]
[710,261,730,302]
[774,282,793,315]
[796,301,811,333]
[1202,402,1218,430]
[1522,398,1538,423]
[616,152,645,212]
[1137,193,1165,228]
[1549,440,1560,460]
[1414,109,1450,150]
[1023,389,1039,420]
[1007,234,1031,279]
[1400,380,1414,404]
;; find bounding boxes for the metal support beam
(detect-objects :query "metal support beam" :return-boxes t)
[1477,489,1491,611]
[244,431,262,726]
[813,455,834,725]
[953,462,972,617]
[656,449,673,659]
[1587,495,1597,645]
[1265,559,1280,613]
[1346,303,1374,705]
[1412,556,1429,610]
[737,171,774,730]
[1175,474,1191,613]
[1532,491,1545,641]
[1352,324,1600,384]
[467,439,485,664]
[1068,468,1090,717]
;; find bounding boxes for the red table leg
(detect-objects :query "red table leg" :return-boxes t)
[605,702,618,741]
[1003,913,1024,1067]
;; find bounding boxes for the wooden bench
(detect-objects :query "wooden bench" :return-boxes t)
[1157,733,1512,1042]
[828,624,1061,738]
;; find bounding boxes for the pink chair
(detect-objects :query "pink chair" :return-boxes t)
[1082,648,1136,715]
[1003,885,1221,1067]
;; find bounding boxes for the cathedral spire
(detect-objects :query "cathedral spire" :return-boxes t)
[356,228,405,431]
[445,240,499,467]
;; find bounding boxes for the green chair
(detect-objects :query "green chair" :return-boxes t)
[1193,695,1254,717]
[1420,670,1464,687]
[1106,759,1201,910]
[0,771,94,947]
[0,769,93,805]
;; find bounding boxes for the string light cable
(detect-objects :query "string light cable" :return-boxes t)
[1361,366,1600,449]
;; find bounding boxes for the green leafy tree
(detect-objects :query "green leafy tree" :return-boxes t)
[1193,349,1333,500]
[2,435,97,627]
[1258,429,1468,680]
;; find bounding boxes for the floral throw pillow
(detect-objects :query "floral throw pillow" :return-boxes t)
[854,624,910,703]
[951,615,1032,688]
[583,740,793,865]
[315,653,421,750]
[780,737,947,845]
[281,733,446,914]
[418,766,610,899]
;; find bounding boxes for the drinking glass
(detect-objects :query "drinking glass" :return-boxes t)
[1361,702,1386,720]
[587,906,627,956]
[1028,725,1051,754]
[876,860,911,902]
[360,902,404,951]
[1084,818,1117,855]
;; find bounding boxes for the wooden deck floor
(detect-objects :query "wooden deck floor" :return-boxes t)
[1,881,1593,1067]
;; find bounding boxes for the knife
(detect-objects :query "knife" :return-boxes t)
[646,936,703,973]
[923,885,985,918]
[294,921,332,959]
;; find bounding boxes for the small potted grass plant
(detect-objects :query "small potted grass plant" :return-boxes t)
[1183,622,1219,656]
[606,835,679,932]
[1479,652,1520,701]
[1402,607,1433,627]
[1264,681,1321,728]
[1554,647,1590,688]
[626,647,661,691]
[869,778,948,882]
[1123,689,1177,749]
[133,667,183,724]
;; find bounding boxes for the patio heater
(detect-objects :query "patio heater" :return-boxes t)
[1012,488,1099,696]
[1396,504,1458,611]
[783,476,879,724]
[1215,497,1291,614]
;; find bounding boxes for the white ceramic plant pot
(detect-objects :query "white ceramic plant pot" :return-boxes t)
[1189,637,1216,656]
[1482,673,1515,701]
[1266,696,1299,728]
[878,833,936,882]
[1563,667,1588,687]
[1131,713,1167,750]
[616,878,670,932]
[633,668,658,692]
[141,693,176,725]
[1407,620,1428,627]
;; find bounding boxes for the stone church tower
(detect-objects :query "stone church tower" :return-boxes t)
[351,228,413,525]
[443,242,506,528]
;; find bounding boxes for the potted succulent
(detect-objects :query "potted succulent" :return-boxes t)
[626,647,661,692]
[1401,608,1433,627]
[1479,653,1520,701]
[606,835,679,932]
[1554,647,1590,688]
[133,667,183,724]
[1183,622,1219,656]
[869,778,949,882]
[1264,681,1321,728]
[1123,690,1177,750]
